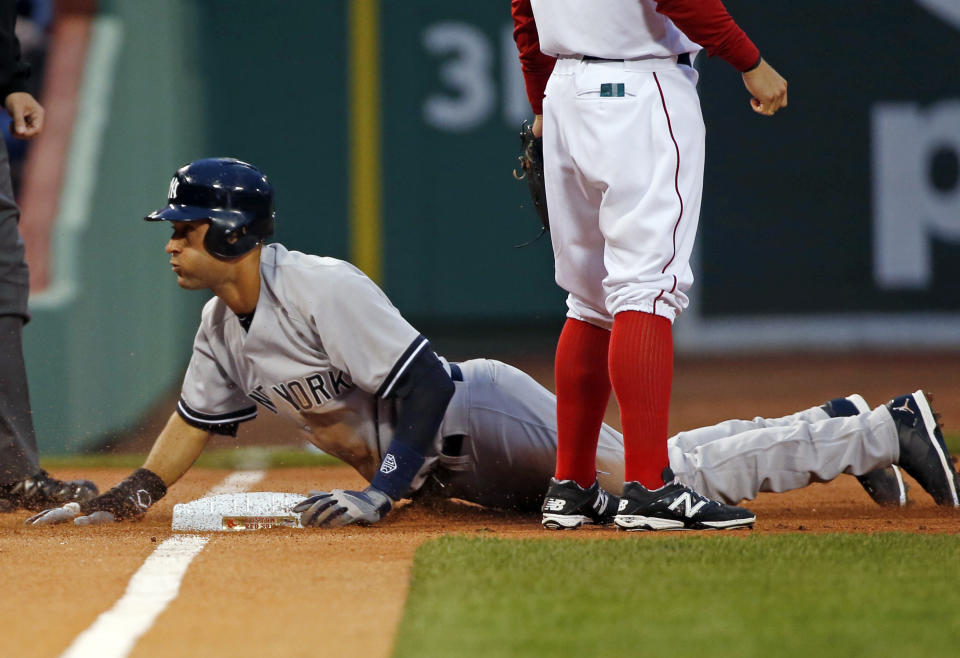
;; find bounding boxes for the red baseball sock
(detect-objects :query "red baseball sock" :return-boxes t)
[609,310,673,489]
[554,318,611,488]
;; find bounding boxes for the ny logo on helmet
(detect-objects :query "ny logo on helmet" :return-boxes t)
[168,177,180,200]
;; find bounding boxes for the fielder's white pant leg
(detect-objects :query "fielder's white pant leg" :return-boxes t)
[544,58,703,325]
[669,406,830,453]
[598,64,704,320]
[438,359,626,511]
[667,407,899,504]
[542,63,612,329]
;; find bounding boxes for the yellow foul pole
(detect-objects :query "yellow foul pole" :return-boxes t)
[349,0,382,282]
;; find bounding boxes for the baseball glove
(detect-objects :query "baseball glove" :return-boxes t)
[513,120,549,246]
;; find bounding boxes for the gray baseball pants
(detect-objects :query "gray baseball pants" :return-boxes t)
[0,138,39,486]
[433,359,899,512]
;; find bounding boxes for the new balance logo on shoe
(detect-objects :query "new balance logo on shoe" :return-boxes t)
[593,490,609,513]
[543,498,565,512]
[541,479,621,529]
[667,492,707,518]
[615,479,755,531]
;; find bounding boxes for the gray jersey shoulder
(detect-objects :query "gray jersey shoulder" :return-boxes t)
[178,244,425,478]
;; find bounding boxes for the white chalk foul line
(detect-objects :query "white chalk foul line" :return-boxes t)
[60,470,265,658]
[60,535,208,658]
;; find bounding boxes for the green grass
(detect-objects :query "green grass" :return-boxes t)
[945,432,959,454]
[394,533,960,658]
[40,446,343,470]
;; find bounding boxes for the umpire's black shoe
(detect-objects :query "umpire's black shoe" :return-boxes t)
[821,394,908,507]
[886,391,959,507]
[0,470,99,512]
[541,478,619,530]
[614,468,755,531]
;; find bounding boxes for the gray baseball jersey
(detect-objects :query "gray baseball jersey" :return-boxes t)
[178,243,444,489]
[176,244,902,510]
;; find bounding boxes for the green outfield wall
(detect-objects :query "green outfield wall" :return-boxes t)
[23,2,210,453]
[24,2,960,452]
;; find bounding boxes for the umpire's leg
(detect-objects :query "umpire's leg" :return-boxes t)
[0,316,40,484]
[0,137,39,486]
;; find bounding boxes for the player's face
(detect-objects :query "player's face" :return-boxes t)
[165,221,234,290]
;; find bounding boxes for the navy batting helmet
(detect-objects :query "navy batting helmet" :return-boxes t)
[145,157,275,259]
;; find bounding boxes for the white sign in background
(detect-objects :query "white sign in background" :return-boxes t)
[872,2,960,290]
[872,101,960,289]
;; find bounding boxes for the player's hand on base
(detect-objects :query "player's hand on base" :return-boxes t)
[25,502,81,525]
[293,486,393,527]
[742,59,787,116]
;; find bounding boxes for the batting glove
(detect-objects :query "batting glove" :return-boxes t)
[25,503,120,526]
[292,486,393,527]
[24,468,165,527]
[25,502,82,525]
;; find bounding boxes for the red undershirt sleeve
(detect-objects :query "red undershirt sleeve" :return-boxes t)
[654,0,761,72]
[511,0,555,114]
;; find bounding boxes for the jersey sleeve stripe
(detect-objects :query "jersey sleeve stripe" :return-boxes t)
[177,398,258,424]
[376,334,429,398]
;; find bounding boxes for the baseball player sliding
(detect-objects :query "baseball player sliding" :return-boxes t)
[511,0,788,530]
[26,159,959,529]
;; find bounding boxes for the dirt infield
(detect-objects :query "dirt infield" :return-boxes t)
[2,463,958,658]
[3,352,959,656]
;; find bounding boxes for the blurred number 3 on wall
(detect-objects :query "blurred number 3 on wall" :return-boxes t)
[422,21,527,132]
